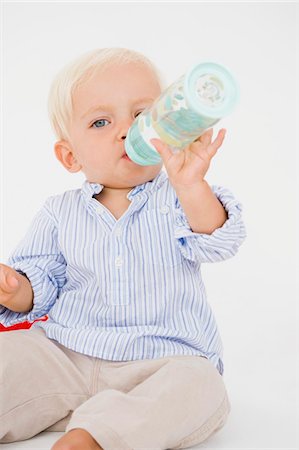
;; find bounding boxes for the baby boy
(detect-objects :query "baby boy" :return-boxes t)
[0,48,246,450]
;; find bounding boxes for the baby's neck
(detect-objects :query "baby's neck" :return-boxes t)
[94,187,132,220]
[96,186,132,203]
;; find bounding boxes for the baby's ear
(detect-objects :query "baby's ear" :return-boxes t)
[54,141,82,173]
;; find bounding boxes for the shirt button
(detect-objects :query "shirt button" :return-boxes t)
[160,205,169,214]
[115,256,123,267]
[96,206,105,215]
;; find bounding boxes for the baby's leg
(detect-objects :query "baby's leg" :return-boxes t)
[0,327,89,443]
[64,355,230,449]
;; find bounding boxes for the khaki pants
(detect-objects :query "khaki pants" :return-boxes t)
[0,327,230,449]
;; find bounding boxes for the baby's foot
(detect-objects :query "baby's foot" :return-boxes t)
[51,428,103,450]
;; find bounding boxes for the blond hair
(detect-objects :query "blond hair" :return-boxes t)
[48,48,164,141]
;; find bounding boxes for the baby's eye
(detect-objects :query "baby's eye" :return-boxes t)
[92,119,110,128]
[134,111,143,118]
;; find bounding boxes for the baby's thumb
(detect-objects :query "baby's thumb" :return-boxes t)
[6,274,19,289]
[0,267,19,292]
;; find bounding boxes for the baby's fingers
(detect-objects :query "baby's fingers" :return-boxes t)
[196,128,213,146]
[207,128,226,157]
[150,138,173,165]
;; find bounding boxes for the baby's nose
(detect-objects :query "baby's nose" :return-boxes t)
[118,120,133,141]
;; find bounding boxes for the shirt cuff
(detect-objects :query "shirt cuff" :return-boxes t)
[0,263,57,327]
[174,185,246,263]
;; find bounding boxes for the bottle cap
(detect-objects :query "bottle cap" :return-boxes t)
[184,62,239,119]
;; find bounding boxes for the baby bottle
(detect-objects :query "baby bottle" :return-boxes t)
[125,62,239,166]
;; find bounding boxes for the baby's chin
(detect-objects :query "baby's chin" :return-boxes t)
[102,177,154,190]
[87,163,163,189]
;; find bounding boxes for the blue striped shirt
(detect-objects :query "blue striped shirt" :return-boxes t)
[0,171,246,374]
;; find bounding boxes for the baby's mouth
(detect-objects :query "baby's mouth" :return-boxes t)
[122,152,132,161]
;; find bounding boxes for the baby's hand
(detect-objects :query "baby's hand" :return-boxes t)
[0,264,20,305]
[0,263,33,312]
[151,128,226,190]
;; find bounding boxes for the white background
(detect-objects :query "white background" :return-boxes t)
[1,2,298,449]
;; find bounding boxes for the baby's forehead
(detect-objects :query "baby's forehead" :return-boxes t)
[72,61,161,118]
[76,62,160,95]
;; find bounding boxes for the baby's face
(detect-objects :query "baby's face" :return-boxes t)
[66,62,163,188]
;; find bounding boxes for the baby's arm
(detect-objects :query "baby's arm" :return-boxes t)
[152,129,246,264]
[174,185,246,264]
[151,129,227,234]
[174,180,227,234]
[0,197,67,326]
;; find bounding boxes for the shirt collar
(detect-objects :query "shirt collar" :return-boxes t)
[81,170,167,202]
[127,170,167,200]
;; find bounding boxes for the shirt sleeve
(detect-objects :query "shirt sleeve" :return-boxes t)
[0,199,67,326]
[173,185,246,264]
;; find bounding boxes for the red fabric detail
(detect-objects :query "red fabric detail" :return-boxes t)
[0,315,48,332]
